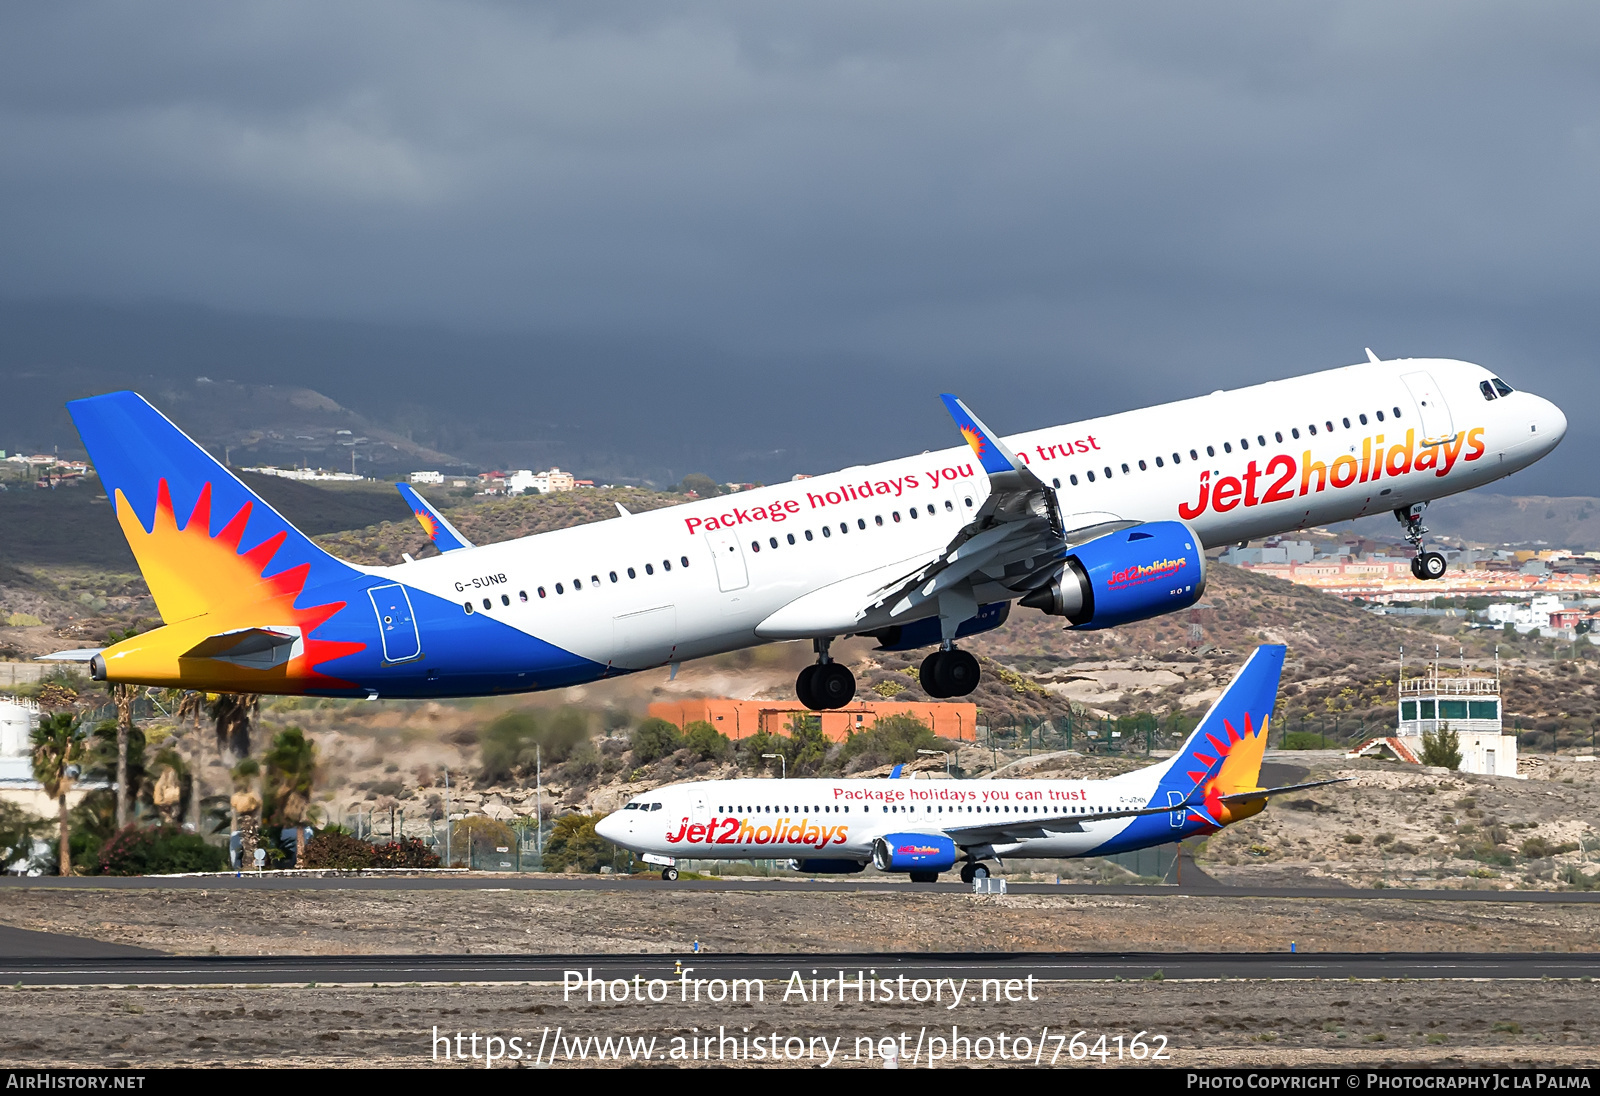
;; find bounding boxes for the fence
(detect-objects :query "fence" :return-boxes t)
[981,710,1177,757]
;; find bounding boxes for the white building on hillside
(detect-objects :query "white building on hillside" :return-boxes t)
[409,470,444,485]
[507,468,575,495]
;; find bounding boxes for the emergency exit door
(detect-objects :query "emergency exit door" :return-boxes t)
[704,529,750,592]
[368,583,422,663]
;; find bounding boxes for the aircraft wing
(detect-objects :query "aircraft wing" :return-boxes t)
[862,396,1109,627]
[396,482,474,552]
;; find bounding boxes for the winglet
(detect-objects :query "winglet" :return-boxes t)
[395,482,474,552]
[939,394,1028,477]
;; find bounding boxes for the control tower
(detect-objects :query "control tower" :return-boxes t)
[1395,653,1521,778]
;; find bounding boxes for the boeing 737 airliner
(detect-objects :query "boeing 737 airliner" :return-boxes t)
[58,354,1563,708]
[597,645,1327,882]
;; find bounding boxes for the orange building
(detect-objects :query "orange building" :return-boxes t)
[647,698,978,743]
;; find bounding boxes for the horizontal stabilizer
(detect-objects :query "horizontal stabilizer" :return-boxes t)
[1218,778,1348,803]
[181,626,301,670]
[396,483,474,552]
[35,648,104,663]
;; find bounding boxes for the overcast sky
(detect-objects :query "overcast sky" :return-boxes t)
[1,2,1596,491]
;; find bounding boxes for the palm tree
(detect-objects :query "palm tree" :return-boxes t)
[230,758,262,869]
[208,693,260,759]
[262,727,317,865]
[111,684,136,828]
[30,712,84,875]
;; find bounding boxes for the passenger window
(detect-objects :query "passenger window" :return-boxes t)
[1308,424,1317,435]
[609,572,617,583]
[964,497,973,507]
[751,540,760,552]
[1359,413,1369,424]
[840,522,848,534]
[1171,453,1180,464]
[788,533,796,544]
[1069,474,1079,485]
[573,579,581,590]
[1274,432,1282,443]
[1292,427,1300,439]
[1051,477,1060,488]
[892,512,900,523]
[1206,445,1215,457]
[1104,466,1113,478]
[681,557,689,567]
[1257,435,1266,446]
[1222,443,1231,454]
[860,517,868,527]
[1086,470,1095,482]
[908,508,918,519]
[591,575,600,586]
[874,516,883,526]
[1325,421,1334,432]
[1155,456,1164,467]
[942,502,952,512]
[823,525,832,537]
[520,590,528,602]
[482,598,492,609]
[644,564,653,575]
[1342,417,1350,428]
[770,537,779,548]
[463,602,474,614]
[627,567,636,579]
[501,594,510,606]
[1189,449,1198,461]
[1239,439,1248,450]
[538,586,547,598]
[805,529,814,540]
[555,583,564,594]
[926,504,934,516]
[662,559,671,571]
[1121,463,1130,473]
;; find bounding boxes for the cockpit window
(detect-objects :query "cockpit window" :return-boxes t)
[1480,380,1497,401]
[1492,378,1513,397]
[624,803,639,810]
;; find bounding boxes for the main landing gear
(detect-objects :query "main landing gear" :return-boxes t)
[1395,502,1447,581]
[797,637,856,711]
[958,861,991,884]
[919,644,980,698]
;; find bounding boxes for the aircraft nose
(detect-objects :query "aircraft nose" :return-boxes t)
[1529,394,1568,451]
[594,812,623,843]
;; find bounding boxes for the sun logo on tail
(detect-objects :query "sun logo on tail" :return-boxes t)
[1180,711,1270,828]
[959,425,987,459]
[413,508,441,541]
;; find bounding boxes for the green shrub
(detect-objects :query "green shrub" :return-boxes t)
[683,721,731,761]
[95,826,228,875]
[1280,731,1334,750]
[630,717,683,764]
[300,832,377,870]
[479,708,591,781]
[544,813,616,873]
[1421,725,1462,769]
[839,713,936,769]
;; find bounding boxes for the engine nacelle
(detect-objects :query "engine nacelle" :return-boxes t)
[790,858,867,874]
[865,601,1009,652]
[871,833,958,873]
[1020,520,1204,630]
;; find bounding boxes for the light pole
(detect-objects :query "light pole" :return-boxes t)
[443,767,451,868]
[762,753,786,779]
[917,748,952,777]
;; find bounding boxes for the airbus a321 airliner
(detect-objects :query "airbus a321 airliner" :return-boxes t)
[59,354,1562,711]
[599,645,1324,882]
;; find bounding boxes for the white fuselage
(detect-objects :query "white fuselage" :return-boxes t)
[377,357,1564,670]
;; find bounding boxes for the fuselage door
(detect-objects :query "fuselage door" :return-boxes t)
[367,583,422,663]
[1401,371,1457,446]
[705,529,750,592]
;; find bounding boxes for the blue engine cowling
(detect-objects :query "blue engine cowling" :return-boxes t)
[871,833,958,873]
[1020,520,1205,630]
[790,858,867,874]
[865,601,1010,652]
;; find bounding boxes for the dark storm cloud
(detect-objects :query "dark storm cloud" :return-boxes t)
[0,2,1595,489]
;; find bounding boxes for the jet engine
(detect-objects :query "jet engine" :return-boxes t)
[1020,520,1204,630]
[871,834,958,873]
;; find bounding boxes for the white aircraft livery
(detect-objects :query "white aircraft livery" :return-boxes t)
[598,644,1333,882]
[61,354,1563,706]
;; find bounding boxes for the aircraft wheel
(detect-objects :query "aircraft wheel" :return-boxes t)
[909,870,939,883]
[919,651,949,698]
[813,662,856,709]
[1410,555,1426,580]
[959,862,976,884]
[970,863,989,881]
[937,649,981,696]
[796,664,822,710]
[662,867,679,881]
[1419,551,1447,580]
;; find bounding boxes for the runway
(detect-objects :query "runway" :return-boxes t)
[0,950,1596,987]
[4,871,1599,903]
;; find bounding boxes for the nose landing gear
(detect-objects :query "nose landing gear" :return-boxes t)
[796,637,856,710]
[1396,502,1447,581]
[919,645,980,698]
